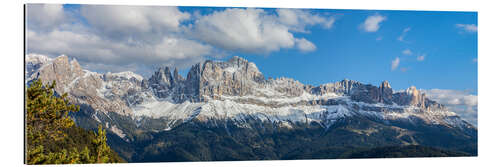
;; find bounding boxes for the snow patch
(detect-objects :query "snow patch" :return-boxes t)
[26,53,53,64]
[224,67,238,73]
[110,124,126,139]
[108,71,143,81]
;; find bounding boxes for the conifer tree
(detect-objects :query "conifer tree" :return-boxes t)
[93,125,112,163]
[26,79,123,164]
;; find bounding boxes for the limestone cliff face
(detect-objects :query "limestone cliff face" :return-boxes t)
[379,80,393,104]
[28,55,145,116]
[392,86,445,110]
[28,54,447,117]
[144,56,445,110]
[311,79,362,96]
[198,56,265,101]
[148,67,174,98]
[33,56,85,92]
[148,56,266,102]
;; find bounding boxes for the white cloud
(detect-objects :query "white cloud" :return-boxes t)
[191,8,333,53]
[402,49,412,55]
[391,57,400,71]
[276,8,334,32]
[26,4,66,31]
[422,89,477,126]
[417,54,426,61]
[361,14,386,32]
[26,4,215,74]
[26,29,212,71]
[473,58,478,62]
[295,38,317,52]
[398,27,411,41]
[456,24,478,33]
[80,5,190,43]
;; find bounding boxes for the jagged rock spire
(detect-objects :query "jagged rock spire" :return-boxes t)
[148,66,175,98]
[379,80,393,104]
[173,67,185,83]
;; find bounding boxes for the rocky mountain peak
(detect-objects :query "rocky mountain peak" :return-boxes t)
[194,57,265,101]
[26,53,52,65]
[31,55,86,92]
[227,56,249,65]
[406,86,418,96]
[381,80,391,89]
[379,80,393,104]
[26,54,53,79]
[406,86,426,107]
[148,66,176,98]
[390,85,429,108]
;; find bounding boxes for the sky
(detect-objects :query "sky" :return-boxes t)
[25,4,477,125]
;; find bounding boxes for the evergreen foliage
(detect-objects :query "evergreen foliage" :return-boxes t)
[25,79,124,164]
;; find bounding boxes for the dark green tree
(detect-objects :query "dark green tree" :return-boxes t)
[93,125,112,163]
[26,79,124,164]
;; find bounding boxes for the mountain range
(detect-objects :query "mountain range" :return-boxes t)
[25,54,477,162]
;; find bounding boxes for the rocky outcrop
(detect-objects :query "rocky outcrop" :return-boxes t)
[391,86,445,110]
[379,81,393,104]
[27,55,146,116]
[147,56,267,102]
[269,77,306,97]
[350,84,381,104]
[197,56,265,101]
[311,79,362,95]
[395,86,423,107]
[149,67,175,98]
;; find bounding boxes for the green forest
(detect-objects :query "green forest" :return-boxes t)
[25,79,124,164]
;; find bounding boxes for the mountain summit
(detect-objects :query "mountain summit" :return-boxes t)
[26,54,477,161]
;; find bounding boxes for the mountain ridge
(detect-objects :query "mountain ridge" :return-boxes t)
[25,53,477,161]
[25,54,474,127]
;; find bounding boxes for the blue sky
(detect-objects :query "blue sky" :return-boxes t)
[26,4,478,125]
[208,9,478,92]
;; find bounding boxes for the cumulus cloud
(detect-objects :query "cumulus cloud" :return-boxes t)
[295,38,317,52]
[191,8,333,53]
[26,4,66,31]
[26,29,212,70]
[276,8,334,32]
[25,4,215,74]
[391,57,400,71]
[422,89,478,126]
[81,5,190,43]
[361,14,386,32]
[456,24,478,33]
[398,27,411,41]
